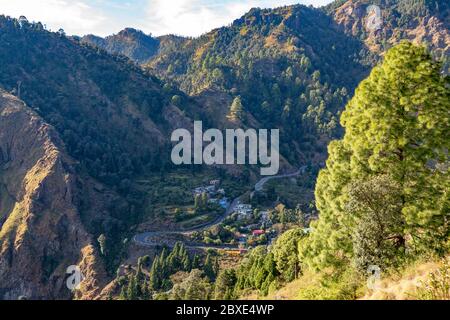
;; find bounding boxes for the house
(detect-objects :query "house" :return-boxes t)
[238,234,248,246]
[208,198,219,204]
[219,198,229,209]
[210,179,221,187]
[193,187,207,195]
[239,249,248,255]
[235,204,253,220]
[260,211,270,221]
[252,230,265,236]
[194,185,215,195]
[236,204,252,211]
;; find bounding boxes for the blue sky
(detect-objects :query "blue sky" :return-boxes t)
[0,0,334,37]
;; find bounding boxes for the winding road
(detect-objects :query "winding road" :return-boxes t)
[133,166,307,248]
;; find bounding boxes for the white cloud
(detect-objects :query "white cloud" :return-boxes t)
[143,0,332,37]
[0,0,108,35]
[0,0,334,37]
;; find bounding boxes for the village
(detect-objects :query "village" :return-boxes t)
[132,166,311,258]
[189,178,281,253]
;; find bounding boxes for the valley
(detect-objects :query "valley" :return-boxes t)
[133,166,307,250]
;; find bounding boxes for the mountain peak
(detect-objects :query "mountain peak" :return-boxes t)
[82,28,159,64]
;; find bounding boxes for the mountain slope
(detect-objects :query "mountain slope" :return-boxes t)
[0,15,201,299]
[327,0,449,61]
[0,15,199,187]
[81,28,161,64]
[0,90,109,299]
[144,5,371,167]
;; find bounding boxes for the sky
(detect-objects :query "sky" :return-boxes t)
[0,0,334,37]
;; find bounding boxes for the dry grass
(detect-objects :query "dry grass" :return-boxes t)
[362,258,449,300]
[241,257,450,300]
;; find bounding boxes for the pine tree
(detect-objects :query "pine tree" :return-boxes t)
[201,192,208,209]
[203,254,216,281]
[227,96,245,121]
[300,42,450,272]
[97,234,107,256]
[126,274,139,300]
[214,269,237,300]
[149,256,162,291]
[213,257,220,276]
[192,254,201,269]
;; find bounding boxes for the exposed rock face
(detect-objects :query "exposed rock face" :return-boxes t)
[0,90,108,300]
[330,0,449,58]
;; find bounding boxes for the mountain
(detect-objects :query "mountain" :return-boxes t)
[81,28,161,64]
[144,5,372,167]
[326,0,449,62]
[147,5,369,90]
[84,1,448,167]
[0,0,448,300]
[0,90,110,299]
[0,15,296,299]
[0,15,200,299]
[0,16,198,187]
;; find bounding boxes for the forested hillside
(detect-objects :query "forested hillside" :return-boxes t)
[0,15,200,298]
[0,16,180,186]
[0,90,111,299]
[84,0,449,169]
[82,6,375,167]
[81,28,161,64]
[145,5,369,165]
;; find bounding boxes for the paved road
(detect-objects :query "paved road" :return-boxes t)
[133,166,307,248]
[255,166,307,192]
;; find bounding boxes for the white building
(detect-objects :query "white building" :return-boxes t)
[236,204,253,220]
[210,179,221,187]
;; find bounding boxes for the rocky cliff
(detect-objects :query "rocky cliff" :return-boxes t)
[328,0,449,59]
[0,90,109,300]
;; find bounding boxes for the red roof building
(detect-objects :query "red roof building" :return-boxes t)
[252,230,265,236]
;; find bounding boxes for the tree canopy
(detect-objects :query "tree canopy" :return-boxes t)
[300,42,449,272]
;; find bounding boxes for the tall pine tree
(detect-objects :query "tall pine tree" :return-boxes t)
[300,42,449,272]
[227,96,245,122]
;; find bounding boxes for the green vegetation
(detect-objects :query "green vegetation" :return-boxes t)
[136,169,246,230]
[302,42,449,273]
[227,96,245,122]
[119,243,220,300]
[82,28,160,64]
[145,5,371,169]
[215,42,449,300]
[1,0,449,301]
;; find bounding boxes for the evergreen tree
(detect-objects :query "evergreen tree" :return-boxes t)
[349,175,406,272]
[192,254,201,269]
[272,228,304,282]
[98,234,107,256]
[300,42,450,272]
[214,269,237,300]
[203,254,216,281]
[149,256,162,291]
[126,274,139,300]
[227,96,245,121]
